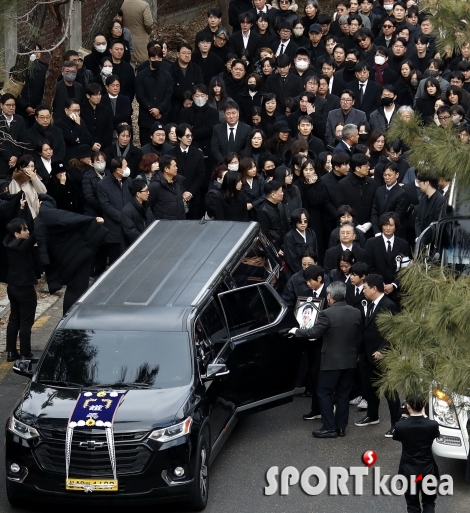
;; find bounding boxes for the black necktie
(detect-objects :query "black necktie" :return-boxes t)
[367,302,374,318]
[280,44,285,54]
[384,188,390,203]
[355,287,360,297]
[312,291,317,298]
[387,240,392,253]
[228,127,235,153]
[359,83,364,103]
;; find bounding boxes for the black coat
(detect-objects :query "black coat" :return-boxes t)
[140,142,174,156]
[191,51,225,87]
[100,93,132,129]
[205,180,221,218]
[214,191,249,222]
[287,97,328,140]
[170,61,204,121]
[80,101,114,150]
[211,122,251,165]
[103,144,143,179]
[96,174,133,243]
[82,168,109,216]
[241,176,266,220]
[228,0,253,32]
[324,243,368,274]
[35,197,107,293]
[283,228,318,275]
[52,81,84,117]
[148,171,186,220]
[84,48,111,77]
[120,197,154,251]
[179,103,220,158]
[238,90,264,125]
[371,184,409,236]
[135,67,173,127]
[169,146,205,205]
[3,234,37,286]
[337,173,378,225]
[111,61,135,103]
[16,61,47,126]
[361,294,398,364]
[415,190,446,237]
[257,199,288,252]
[264,73,304,113]
[54,116,93,164]
[345,282,365,310]
[281,270,313,309]
[34,156,52,184]
[365,235,410,296]
[26,122,66,163]
[229,30,261,61]
[0,115,28,179]
[224,75,247,107]
[328,227,366,249]
[46,176,81,213]
[346,79,382,119]
[321,171,346,222]
[374,155,410,187]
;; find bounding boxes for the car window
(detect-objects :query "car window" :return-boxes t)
[260,285,283,323]
[231,239,280,288]
[200,299,229,343]
[218,285,269,337]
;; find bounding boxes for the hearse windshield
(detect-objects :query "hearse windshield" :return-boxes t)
[36,330,192,389]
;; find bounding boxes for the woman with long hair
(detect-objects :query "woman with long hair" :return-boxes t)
[208,76,233,123]
[254,13,277,49]
[239,129,267,166]
[205,165,228,219]
[415,77,441,123]
[329,249,356,283]
[396,59,415,106]
[259,93,281,137]
[367,129,386,172]
[315,151,332,177]
[9,155,47,218]
[298,158,329,263]
[274,165,301,224]
[34,139,54,184]
[266,121,292,161]
[214,171,249,221]
[238,73,264,124]
[239,157,266,220]
[283,208,318,274]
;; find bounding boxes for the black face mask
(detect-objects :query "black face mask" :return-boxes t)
[358,133,369,143]
[381,97,394,107]
[248,84,258,92]
[345,60,356,70]
[150,61,161,71]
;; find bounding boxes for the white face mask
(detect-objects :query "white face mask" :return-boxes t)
[293,28,304,37]
[296,60,309,71]
[94,161,106,173]
[194,97,207,107]
[29,54,37,62]
[102,66,113,76]
[384,4,393,10]
[121,167,131,178]
[375,56,386,66]
[452,115,461,124]
[228,163,239,172]
[95,44,107,53]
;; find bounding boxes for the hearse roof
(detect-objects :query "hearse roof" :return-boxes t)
[64,221,259,331]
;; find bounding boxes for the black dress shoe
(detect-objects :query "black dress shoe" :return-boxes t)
[303,411,322,420]
[7,351,20,362]
[337,429,346,437]
[21,352,39,362]
[313,428,338,438]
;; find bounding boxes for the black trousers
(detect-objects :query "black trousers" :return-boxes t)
[363,358,401,425]
[306,340,323,414]
[92,243,108,277]
[6,285,37,355]
[107,243,121,266]
[139,126,151,148]
[63,257,93,315]
[404,479,436,513]
[317,368,355,431]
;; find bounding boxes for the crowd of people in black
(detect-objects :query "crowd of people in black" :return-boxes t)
[0,2,463,460]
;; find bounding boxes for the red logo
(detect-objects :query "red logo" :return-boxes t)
[362,450,377,467]
[415,474,423,482]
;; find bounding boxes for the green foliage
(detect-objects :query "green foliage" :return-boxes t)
[429,0,470,55]
[378,262,470,398]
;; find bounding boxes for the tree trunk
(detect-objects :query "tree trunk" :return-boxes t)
[218,0,230,34]
[83,0,129,48]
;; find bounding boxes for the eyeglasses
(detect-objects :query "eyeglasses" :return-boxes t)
[37,115,51,120]
[383,24,394,28]
[340,98,353,102]
[438,116,451,121]
[183,133,193,138]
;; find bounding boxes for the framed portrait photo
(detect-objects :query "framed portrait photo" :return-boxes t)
[295,297,325,329]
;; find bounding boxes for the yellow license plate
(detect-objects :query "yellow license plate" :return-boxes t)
[66,478,118,492]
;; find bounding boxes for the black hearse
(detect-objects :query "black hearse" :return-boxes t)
[6,221,303,509]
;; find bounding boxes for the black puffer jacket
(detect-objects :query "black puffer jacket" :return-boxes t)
[148,171,186,220]
[120,197,155,251]
[257,199,288,252]
[82,169,110,216]
[205,180,221,218]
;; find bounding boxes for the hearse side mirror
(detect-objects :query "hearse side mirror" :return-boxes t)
[202,364,230,382]
[12,359,33,379]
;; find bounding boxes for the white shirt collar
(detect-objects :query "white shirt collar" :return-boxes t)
[341,242,354,251]
[373,293,385,306]
[108,94,118,99]
[386,182,397,191]
[382,234,395,247]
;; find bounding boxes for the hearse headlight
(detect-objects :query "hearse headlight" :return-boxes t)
[149,417,193,442]
[8,417,39,440]
[432,390,459,429]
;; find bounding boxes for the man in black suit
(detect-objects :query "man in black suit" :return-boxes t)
[282,248,318,309]
[249,0,279,23]
[346,261,368,310]
[272,22,299,61]
[337,153,377,228]
[192,33,225,87]
[355,274,401,436]
[324,222,368,273]
[332,123,359,155]
[415,173,446,239]
[400,177,423,250]
[317,75,341,112]
[169,124,205,220]
[292,281,362,438]
[52,61,84,117]
[305,23,327,64]
[108,40,135,104]
[288,89,328,140]
[321,57,348,97]
[393,393,440,513]
[264,54,304,114]
[229,12,261,63]
[365,212,410,305]
[347,61,382,119]
[371,162,409,237]
[211,100,251,165]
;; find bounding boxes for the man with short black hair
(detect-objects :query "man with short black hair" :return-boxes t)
[347,61,381,118]
[325,90,366,146]
[108,39,135,103]
[294,115,326,157]
[265,54,304,114]
[52,61,84,116]
[195,7,223,45]
[305,23,327,62]
[192,33,225,87]
[81,83,114,152]
[229,12,261,62]
[415,173,446,237]
[257,180,288,254]
[26,105,66,163]
[369,84,399,132]
[324,221,367,273]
